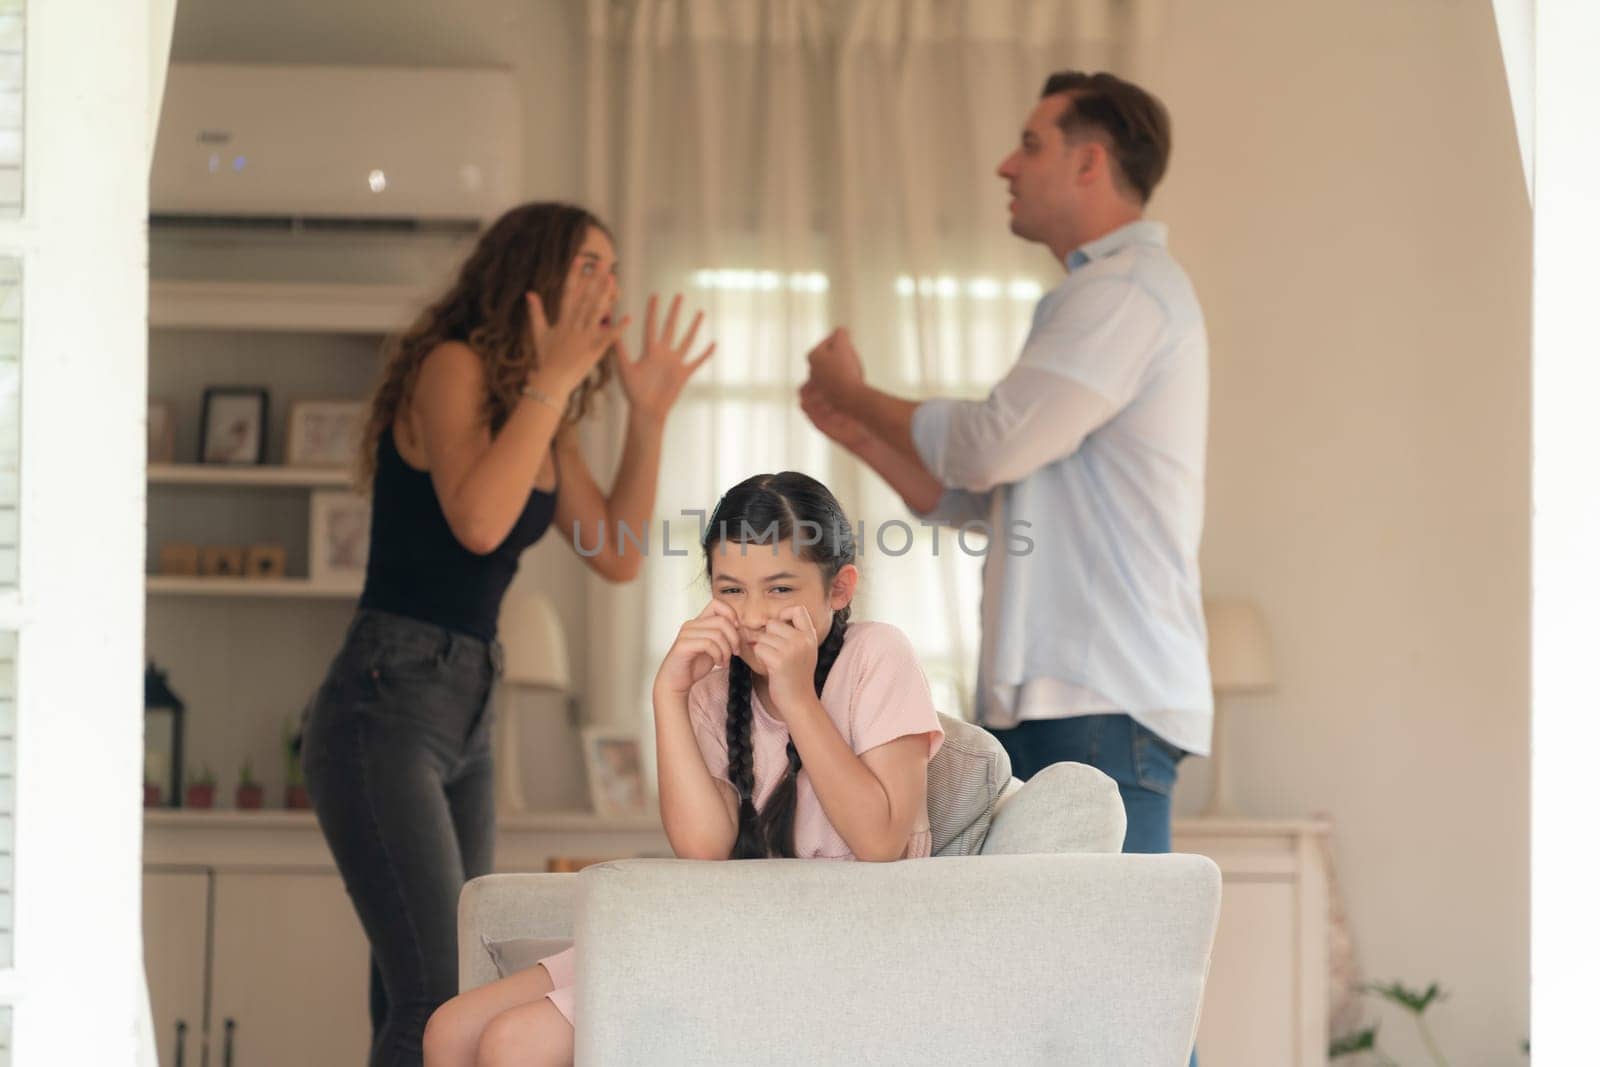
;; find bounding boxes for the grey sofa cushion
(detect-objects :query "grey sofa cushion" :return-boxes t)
[484,935,571,980]
[981,761,1127,855]
[927,712,1013,856]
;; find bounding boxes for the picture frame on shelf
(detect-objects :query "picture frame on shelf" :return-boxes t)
[309,489,371,585]
[199,386,268,465]
[147,399,176,464]
[581,727,651,817]
[286,399,365,469]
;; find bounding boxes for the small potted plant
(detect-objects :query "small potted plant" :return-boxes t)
[284,717,312,811]
[235,761,264,810]
[184,767,217,810]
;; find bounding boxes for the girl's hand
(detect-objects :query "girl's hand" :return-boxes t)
[750,607,820,718]
[614,293,716,424]
[654,599,742,698]
[527,272,630,395]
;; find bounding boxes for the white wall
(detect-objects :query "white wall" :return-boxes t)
[1154,0,1530,1061]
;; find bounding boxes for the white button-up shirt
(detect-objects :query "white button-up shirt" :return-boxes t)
[910,220,1213,755]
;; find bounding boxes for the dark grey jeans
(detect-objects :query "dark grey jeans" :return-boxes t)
[301,608,501,1067]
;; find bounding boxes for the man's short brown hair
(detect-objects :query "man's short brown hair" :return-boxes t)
[1041,71,1172,204]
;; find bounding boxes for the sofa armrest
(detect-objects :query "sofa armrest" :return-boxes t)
[981,761,1127,855]
[572,854,1220,1066]
[457,873,579,992]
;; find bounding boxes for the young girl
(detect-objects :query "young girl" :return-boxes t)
[423,471,945,1067]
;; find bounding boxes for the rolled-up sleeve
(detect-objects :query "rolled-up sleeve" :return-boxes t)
[910,369,1113,494]
[909,276,1160,494]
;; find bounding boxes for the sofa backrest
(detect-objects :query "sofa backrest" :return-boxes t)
[573,853,1220,1066]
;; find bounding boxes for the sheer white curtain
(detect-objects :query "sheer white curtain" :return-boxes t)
[578,0,1164,762]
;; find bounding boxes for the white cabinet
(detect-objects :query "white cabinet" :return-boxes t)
[143,869,209,1067]
[211,872,370,1066]
[143,866,370,1067]
[142,811,670,1064]
[1175,818,1331,1067]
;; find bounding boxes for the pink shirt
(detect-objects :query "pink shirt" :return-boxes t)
[687,620,946,859]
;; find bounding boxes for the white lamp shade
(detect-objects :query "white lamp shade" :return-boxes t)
[1204,598,1275,693]
[498,591,571,690]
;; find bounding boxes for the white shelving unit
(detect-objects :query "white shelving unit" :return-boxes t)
[147,576,362,599]
[145,275,395,818]
[149,463,353,489]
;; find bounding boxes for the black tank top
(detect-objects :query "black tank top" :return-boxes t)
[359,425,558,640]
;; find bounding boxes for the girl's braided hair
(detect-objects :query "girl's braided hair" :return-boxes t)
[704,472,856,859]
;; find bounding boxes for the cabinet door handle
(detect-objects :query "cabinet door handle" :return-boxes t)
[223,1017,236,1067]
[174,1019,187,1067]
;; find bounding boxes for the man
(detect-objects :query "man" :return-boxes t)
[800,71,1211,859]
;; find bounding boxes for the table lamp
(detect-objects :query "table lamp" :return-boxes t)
[1203,598,1275,816]
[496,591,576,813]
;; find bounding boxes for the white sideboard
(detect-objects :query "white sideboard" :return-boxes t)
[1176,817,1331,1067]
[143,812,1329,1066]
[143,811,668,1067]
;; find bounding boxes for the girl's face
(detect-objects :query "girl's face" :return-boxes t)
[564,226,620,327]
[709,537,856,676]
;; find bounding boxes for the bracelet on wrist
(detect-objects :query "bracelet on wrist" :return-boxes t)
[520,381,565,412]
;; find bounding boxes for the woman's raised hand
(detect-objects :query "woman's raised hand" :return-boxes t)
[654,599,741,698]
[526,271,629,395]
[614,294,716,423]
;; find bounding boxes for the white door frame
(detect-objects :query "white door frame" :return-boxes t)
[1,0,155,1061]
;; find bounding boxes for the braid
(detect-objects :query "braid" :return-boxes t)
[725,656,767,860]
[812,604,850,693]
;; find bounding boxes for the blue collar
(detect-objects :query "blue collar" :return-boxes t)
[1066,219,1168,271]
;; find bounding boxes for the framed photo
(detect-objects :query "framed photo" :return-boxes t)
[581,728,651,817]
[147,400,176,464]
[287,400,366,469]
[199,386,268,465]
[309,490,371,585]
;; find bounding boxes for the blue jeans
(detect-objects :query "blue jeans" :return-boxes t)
[991,713,1199,1065]
[301,609,501,1067]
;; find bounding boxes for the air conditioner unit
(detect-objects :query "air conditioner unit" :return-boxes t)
[151,64,522,228]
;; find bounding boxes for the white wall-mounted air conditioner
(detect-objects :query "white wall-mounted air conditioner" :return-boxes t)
[151,64,522,226]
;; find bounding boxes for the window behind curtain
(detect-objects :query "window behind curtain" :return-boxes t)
[640,264,1043,723]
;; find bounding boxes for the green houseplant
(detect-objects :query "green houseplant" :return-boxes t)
[1330,981,1529,1065]
[235,760,264,810]
[184,766,217,809]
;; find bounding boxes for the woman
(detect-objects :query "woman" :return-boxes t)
[299,201,713,1067]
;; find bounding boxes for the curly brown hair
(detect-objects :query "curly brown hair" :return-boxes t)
[357,201,616,486]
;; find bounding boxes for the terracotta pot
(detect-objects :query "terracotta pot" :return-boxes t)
[236,784,264,810]
[285,784,312,810]
[143,783,162,809]
[185,783,215,809]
